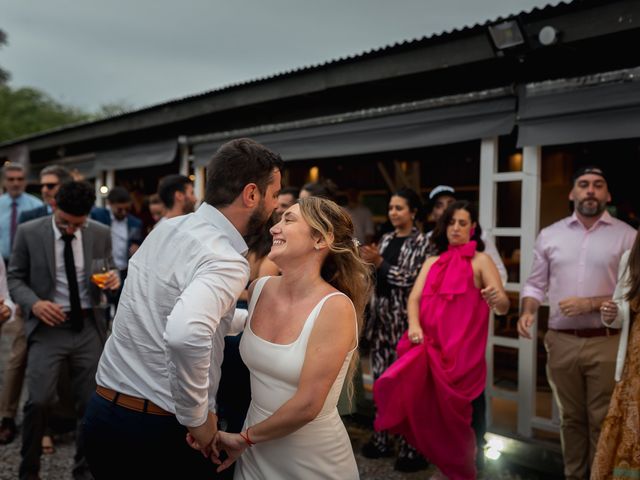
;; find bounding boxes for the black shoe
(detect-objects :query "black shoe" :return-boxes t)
[394,455,430,472]
[0,417,17,445]
[360,441,393,459]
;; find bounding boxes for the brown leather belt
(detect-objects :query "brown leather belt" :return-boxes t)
[96,386,172,416]
[550,327,619,338]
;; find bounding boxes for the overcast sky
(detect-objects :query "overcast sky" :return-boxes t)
[0,0,558,111]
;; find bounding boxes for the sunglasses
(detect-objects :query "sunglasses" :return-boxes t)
[41,183,59,190]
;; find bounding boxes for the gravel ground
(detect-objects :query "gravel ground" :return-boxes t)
[1,323,545,480]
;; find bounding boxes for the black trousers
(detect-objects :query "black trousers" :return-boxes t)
[83,393,222,479]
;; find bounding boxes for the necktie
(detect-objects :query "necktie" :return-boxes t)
[62,234,83,331]
[9,200,18,249]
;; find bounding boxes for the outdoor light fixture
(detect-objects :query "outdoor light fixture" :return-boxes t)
[99,185,109,195]
[488,20,525,50]
[486,447,502,461]
[538,25,559,46]
[484,434,507,461]
[188,174,196,181]
[309,166,319,183]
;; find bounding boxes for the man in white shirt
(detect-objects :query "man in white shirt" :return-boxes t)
[83,138,283,479]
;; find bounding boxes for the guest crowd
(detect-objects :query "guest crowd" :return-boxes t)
[0,144,637,480]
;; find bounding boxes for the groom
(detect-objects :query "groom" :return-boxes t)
[83,138,283,479]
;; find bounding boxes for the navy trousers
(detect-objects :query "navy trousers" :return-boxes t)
[83,393,221,479]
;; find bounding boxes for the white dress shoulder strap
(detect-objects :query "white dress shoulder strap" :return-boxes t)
[247,276,272,318]
[304,292,359,352]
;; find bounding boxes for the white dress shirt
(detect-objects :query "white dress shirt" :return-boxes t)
[52,217,92,310]
[96,203,250,427]
[108,209,129,270]
[602,250,632,381]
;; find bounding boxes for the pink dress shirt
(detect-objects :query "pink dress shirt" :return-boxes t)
[522,211,636,330]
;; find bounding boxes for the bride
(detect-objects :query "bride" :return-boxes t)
[211,196,371,479]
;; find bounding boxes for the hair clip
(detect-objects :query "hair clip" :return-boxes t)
[352,238,361,248]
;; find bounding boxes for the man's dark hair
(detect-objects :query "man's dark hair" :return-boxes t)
[40,165,73,184]
[205,138,284,207]
[148,193,163,205]
[430,200,485,254]
[301,180,337,201]
[55,181,96,216]
[158,174,192,209]
[107,186,132,204]
[279,186,299,199]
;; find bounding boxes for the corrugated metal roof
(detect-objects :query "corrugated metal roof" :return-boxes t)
[140,0,573,110]
[0,0,594,148]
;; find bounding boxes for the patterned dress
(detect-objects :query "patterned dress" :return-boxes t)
[592,312,640,480]
[364,227,430,455]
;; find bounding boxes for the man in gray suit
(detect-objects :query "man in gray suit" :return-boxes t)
[8,181,119,480]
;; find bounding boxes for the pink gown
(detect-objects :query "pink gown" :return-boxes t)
[373,241,489,480]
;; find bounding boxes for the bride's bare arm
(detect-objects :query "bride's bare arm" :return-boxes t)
[214,294,355,471]
[251,294,355,439]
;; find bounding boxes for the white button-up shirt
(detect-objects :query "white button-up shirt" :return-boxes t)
[96,203,249,427]
[52,217,92,310]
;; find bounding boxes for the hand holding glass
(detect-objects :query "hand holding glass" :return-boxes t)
[91,258,115,307]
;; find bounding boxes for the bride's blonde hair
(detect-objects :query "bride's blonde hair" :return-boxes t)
[297,197,373,401]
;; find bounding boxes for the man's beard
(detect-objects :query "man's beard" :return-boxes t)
[184,200,195,214]
[576,198,606,217]
[244,200,274,251]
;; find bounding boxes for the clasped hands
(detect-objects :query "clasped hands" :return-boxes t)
[185,413,250,473]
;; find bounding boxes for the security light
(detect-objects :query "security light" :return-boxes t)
[489,20,525,49]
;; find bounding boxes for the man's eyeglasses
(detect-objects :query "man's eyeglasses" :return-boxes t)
[57,220,89,231]
[41,183,59,190]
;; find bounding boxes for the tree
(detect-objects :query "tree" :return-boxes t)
[0,29,9,85]
[0,85,92,142]
[0,29,135,143]
[93,101,133,119]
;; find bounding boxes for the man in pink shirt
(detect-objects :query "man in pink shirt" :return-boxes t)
[518,166,636,480]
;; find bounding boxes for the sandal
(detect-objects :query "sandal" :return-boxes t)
[42,435,55,455]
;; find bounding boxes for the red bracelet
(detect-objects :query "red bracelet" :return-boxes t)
[239,427,255,447]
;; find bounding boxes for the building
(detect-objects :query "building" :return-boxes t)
[2,0,639,471]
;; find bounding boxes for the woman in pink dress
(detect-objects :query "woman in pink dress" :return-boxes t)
[374,200,509,480]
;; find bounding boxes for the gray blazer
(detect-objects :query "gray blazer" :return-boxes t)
[8,215,113,341]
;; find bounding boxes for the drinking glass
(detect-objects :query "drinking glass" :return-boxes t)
[91,258,115,307]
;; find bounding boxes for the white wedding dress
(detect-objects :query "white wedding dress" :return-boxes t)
[234,276,359,480]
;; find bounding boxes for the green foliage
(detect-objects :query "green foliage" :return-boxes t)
[0,29,132,143]
[0,85,92,142]
[0,29,9,85]
[94,101,133,119]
